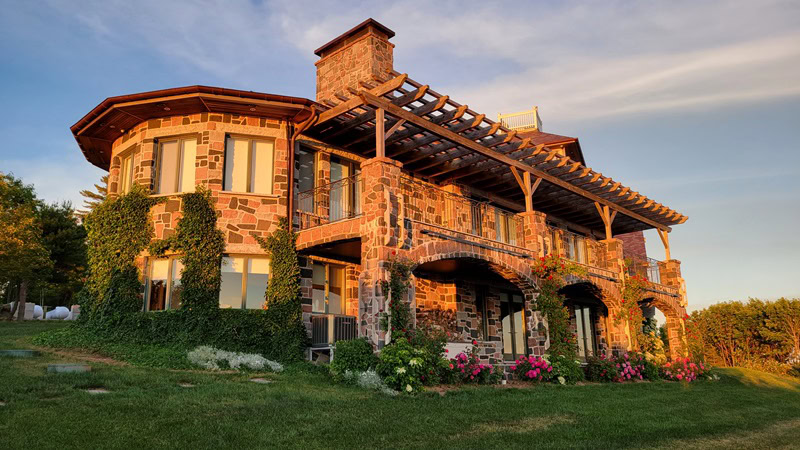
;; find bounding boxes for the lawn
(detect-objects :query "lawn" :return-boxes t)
[1,322,800,449]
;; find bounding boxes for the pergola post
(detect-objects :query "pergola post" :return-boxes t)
[657,229,671,260]
[375,108,385,158]
[594,202,617,240]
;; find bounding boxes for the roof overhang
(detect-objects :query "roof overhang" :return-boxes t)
[302,72,687,235]
[72,85,315,170]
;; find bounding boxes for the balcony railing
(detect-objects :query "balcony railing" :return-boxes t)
[311,314,358,348]
[627,256,662,285]
[399,176,523,246]
[296,175,363,230]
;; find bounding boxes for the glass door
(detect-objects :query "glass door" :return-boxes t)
[330,157,360,221]
[500,292,527,360]
[574,305,597,360]
[312,262,346,314]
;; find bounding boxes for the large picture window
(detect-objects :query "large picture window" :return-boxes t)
[219,255,270,309]
[145,256,184,311]
[224,136,275,194]
[156,137,197,194]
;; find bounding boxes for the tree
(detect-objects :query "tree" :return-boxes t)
[256,216,301,308]
[0,174,52,319]
[32,202,88,306]
[764,298,800,362]
[76,175,108,218]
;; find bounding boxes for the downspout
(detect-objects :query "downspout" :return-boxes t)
[286,107,319,230]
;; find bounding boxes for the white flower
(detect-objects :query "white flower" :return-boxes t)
[187,346,282,372]
[409,358,421,367]
[406,384,413,392]
[558,376,566,385]
[396,367,406,374]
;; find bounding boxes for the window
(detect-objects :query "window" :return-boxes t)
[564,232,587,264]
[329,156,360,221]
[312,262,345,314]
[156,137,196,194]
[574,305,597,360]
[224,136,275,194]
[295,146,316,213]
[500,292,526,360]
[494,209,517,246]
[475,285,489,340]
[145,257,184,311]
[470,203,484,236]
[219,255,270,309]
[119,154,134,194]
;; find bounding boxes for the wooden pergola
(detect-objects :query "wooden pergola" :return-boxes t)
[301,71,687,242]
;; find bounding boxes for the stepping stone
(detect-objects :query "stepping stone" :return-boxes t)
[86,388,110,395]
[48,364,91,373]
[178,383,195,388]
[0,350,40,357]
[249,378,272,384]
[0,401,6,406]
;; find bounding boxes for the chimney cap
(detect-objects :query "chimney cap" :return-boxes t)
[314,18,395,57]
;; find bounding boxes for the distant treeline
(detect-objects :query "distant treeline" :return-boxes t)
[688,298,800,375]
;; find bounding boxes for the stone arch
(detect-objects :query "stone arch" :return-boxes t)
[640,293,687,359]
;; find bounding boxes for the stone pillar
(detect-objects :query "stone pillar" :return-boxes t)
[600,238,631,352]
[358,156,404,348]
[658,259,687,307]
[520,210,547,255]
[658,259,689,357]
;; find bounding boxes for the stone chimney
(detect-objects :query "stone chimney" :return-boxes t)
[314,18,395,105]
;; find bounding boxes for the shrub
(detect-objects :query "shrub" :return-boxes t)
[332,338,378,376]
[661,357,709,382]
[409,325,448,385]
[586,354,619,382]
[513,355,554,383]
[376,338,428,393]
[340,370,397,396]
[449,347,501,385]
[187,345,283,372]
[547,354,585,384]
[95,265,142,320]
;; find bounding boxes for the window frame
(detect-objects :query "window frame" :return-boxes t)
[143,255,183,312]
[219,254,271,310]
[311,261,347,315]
[119,153,135,194]
[573,303,598,360]
[222,134,277,195]
[500,291,528,360]
[154,134,198,195]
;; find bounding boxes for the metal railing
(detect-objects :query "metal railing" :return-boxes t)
[399,176,523,246]
[311,314,358,348]
[296,175,363,230]
[627,256,662,285]
[545,225,592,265]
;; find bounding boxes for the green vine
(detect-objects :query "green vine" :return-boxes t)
[532,255,586,359]
[150,187,225,312]
[379,255,413,341]
[615,266,648,351]
[83,184,162,317]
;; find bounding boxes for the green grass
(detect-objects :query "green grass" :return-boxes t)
[2,322,800,449]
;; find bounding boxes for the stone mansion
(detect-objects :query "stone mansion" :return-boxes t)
[71,19,689,364]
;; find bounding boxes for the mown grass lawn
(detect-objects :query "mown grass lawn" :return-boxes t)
[2,322,800,449]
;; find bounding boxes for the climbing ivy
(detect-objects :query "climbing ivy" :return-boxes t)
[615,266,648,351]
[253,217,309,352]
[379,255,414,341]
[531,255,586,359]
[150,187,225,312]
[83,184,162,317]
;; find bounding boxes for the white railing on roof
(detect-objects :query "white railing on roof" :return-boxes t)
[498,107,541,131]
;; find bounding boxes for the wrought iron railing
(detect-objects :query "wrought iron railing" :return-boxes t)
[296,175,363,230]
[399,176,523,246]
[311,314,358,348]
[627,256,662,285]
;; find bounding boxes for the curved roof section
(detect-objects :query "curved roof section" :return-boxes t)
[71,85,315,170]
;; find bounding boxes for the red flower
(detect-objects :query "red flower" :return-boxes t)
[472,340,478,345]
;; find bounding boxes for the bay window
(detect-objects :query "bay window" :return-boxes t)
[219,255,270,309]
[156,137,197,194]
[224,136,275,194]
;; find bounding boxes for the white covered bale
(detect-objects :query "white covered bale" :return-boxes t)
[45,306,70,320]
[33,304,43,319]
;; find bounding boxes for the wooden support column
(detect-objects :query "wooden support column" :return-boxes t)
[594,202,617,240]
[657,229,671,260]
[511,167,541,213]
[375,108,385,158]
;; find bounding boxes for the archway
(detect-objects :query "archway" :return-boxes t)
[639,295,686,359]
[559,282,614,359]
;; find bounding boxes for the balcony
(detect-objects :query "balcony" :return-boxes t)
[296,174,363,230]
[310,314,358,349]
[627,256,662,285]
[399,175,523,246]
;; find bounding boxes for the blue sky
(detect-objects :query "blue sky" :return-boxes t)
[1,0,798,309]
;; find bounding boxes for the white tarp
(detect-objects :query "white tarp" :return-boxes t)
[45,306,70,320]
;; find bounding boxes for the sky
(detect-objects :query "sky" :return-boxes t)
[0,0,798,310]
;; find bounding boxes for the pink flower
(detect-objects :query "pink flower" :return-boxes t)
[511,365,517,371]
[449,364,454,369]
[547,367,552,372]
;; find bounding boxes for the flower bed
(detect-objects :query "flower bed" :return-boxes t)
[661,357,710,382]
